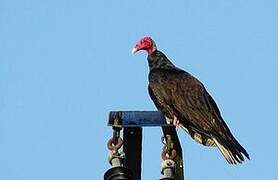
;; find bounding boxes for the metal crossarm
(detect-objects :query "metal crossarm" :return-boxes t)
[108,111,169,127]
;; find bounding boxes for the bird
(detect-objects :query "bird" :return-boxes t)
[131,36,250,164]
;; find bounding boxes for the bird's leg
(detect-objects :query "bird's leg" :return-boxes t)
[172,115,180,130]
[165,115,180,130]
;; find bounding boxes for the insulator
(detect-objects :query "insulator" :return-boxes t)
[104,166,133,180]
[159,177,175,180]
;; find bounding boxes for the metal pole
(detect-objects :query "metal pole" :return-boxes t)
[123,127,142,180]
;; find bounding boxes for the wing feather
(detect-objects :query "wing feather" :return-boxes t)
[149,69,225,135]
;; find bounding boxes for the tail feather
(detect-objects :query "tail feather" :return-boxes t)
[213,137,249,164]
[231,136,250,160]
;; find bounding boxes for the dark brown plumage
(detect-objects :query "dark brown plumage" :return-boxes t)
[132,37,250,164]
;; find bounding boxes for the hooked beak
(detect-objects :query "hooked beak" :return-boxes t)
[131,48,138,54]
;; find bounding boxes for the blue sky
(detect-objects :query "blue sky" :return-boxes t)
[1,0,277,179]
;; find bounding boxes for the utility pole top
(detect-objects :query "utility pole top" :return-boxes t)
[105,111,185,180]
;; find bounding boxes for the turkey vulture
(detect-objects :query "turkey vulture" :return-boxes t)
[132,36,249,164]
